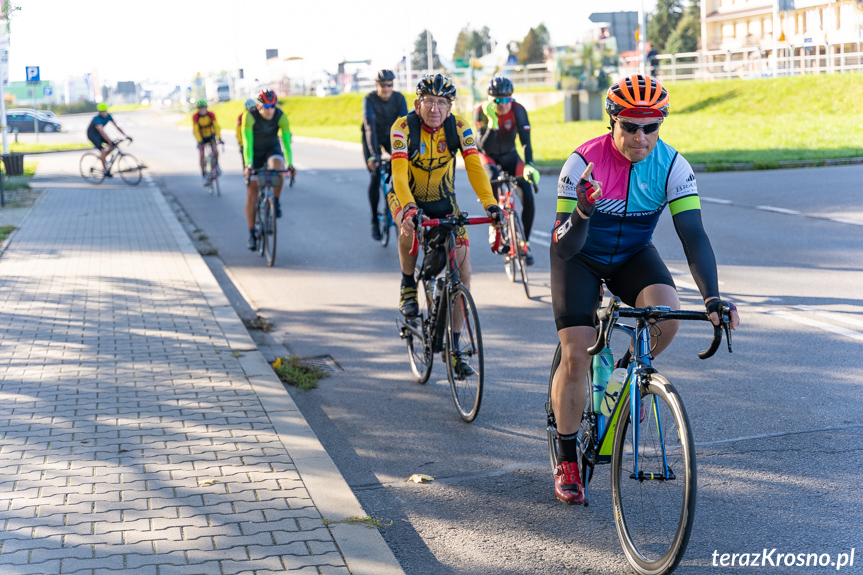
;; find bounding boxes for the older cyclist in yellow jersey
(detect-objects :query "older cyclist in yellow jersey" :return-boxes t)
[192,99,222,184]
[389,74,502,374]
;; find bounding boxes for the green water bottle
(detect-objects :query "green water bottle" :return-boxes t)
[591,347,614,414]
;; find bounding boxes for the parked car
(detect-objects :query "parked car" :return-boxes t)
[5,111,62,133]
[8,108,58,120]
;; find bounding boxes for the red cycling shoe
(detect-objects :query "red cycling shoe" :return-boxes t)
[554,461,585,505]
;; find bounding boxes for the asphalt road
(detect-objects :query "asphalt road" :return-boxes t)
[62,109,863,574]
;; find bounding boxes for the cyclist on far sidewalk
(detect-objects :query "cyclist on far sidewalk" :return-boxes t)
[193,99,223,185]
[474,76,539,265]
[86,103,132,177]
[362,69,408,241]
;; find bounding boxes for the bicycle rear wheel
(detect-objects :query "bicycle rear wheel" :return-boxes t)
[611,374,696,575]
[263,196,277,267]
[117,153,142,186]
[255,196,266,258]
[377,186,390,247]
[211,156,221,197]
[79,153,105,184]
[405,280,433,384]
[445,284,483,422]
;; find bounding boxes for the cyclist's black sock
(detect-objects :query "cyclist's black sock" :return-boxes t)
[558,432,579,464]
[401,273,416,288]
[274,196,280,206]
[368,176,380,223]
[452,331,460,349]
[249,228,256,237]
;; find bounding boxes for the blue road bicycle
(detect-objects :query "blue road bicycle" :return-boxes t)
[374,157,396,247]
[546,295,732,574]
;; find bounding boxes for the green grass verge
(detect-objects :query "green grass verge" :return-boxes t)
[322,516,392,528]
[210,74,863,169]
[9,142,91,153]
[272,356,330,391]
[2,161,38,190]
[0,225,16,241]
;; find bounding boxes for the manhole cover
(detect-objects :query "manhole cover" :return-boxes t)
[299,355,342,374]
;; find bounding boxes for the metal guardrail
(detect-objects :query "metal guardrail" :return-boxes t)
[621,45,863,82]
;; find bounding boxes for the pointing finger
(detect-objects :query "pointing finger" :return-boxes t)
[580,162,594,182]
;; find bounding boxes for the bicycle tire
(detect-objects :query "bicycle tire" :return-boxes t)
[117,153,142,186]
[255,194,266,258]
[377,184,390,247]
[79,153,105,184]
[263,196,277,267]
[611,374,696,575]
[444,284,483,422]
[546,343,594,502]
[212,171,220,197]
[510,214,531,299]
[406,279,433,384]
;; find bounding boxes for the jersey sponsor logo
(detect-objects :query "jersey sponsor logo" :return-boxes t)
[557,174,579,197]
[393,131,405,139]
[400,121,407,129]
[523,125,531,130]
[420,142,426,155]
[392,151,408,160]
[437,139,447,154]
[504,119,512,130]
[463,128,473,137]
[669,181,697,200]
[462,148,478,157]
[463,136,475,146]
[456,120,464,128]
[393,140,406,150]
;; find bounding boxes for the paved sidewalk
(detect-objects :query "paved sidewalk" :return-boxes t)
[0,167,403,574]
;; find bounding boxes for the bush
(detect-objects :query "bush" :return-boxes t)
[36,101,98,115]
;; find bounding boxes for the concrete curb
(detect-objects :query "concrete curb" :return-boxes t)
[144,174,405,575]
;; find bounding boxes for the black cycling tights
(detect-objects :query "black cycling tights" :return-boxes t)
[367,163,384,224]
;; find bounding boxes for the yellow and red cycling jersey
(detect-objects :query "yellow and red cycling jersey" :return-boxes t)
[390,114,495,216]
[192,111,221,143]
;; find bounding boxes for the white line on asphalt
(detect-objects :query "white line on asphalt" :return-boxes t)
[764,309,863,342]
[793,305,863,329]
[696,422,863,447]
[532,230,550,238]
[755,205,801,215]
[828,217,863,226]
[530,237,550,247]
[701,197,733,204]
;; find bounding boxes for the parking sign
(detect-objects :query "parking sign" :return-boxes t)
[26,66,40,82]
[43,85,52,96]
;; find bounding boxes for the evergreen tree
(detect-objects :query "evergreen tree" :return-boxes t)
[517,28,545,65]
[666,0,700,54]
[413,30,441,70]
[453,25,493,61]
[647,0,684,53]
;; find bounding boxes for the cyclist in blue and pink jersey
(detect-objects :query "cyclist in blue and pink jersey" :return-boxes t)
[548,75,740,505]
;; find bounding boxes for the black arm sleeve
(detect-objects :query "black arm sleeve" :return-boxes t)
[672,208,720,301]
[515,106,533,165]
[550,211,590,260]
[362,96,378,160]
[397,93,408,117]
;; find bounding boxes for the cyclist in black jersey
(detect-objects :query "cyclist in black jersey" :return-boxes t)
[362,69,408,241]
[474,76,540,265]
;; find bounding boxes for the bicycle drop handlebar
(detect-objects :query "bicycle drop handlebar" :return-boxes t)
[408,210,501,256]
[587,296,733,360]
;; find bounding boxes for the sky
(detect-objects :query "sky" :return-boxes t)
[5,0,657,87]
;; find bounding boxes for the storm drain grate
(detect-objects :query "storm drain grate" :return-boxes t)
[298,355,342,374]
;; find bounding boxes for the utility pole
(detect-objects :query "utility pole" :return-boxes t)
[638,0,647,75]
[426,30,433,73]
[0,18,8,155]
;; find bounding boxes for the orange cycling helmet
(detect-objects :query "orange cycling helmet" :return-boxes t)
[605,74,669,119]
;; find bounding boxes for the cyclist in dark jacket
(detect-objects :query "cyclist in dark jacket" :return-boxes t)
[363,69,408,241]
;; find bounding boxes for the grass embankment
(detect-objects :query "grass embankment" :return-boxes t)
[9,142,90,153]
[208,74,862,169]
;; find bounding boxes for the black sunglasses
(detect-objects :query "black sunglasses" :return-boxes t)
[617,120,662,135]
[379,82,393,87]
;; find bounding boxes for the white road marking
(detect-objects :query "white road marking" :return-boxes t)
[765,309,863,343]
[701,197,733,204]
[793,305,863,329]
[755,205,801,215]
[532,230,550,238]
[828,217,863,226]
[530,237,550,248]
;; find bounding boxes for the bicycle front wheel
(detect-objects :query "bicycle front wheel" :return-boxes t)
[510,214,530,299]
[80,153,105,184]
[117,153,142,186]
[263,196,277,267]
[611,374,696,575]
[445,284,483,422]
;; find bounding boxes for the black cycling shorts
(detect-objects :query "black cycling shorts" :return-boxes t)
[550,243,675,330]
[252,144,284,170]
[199,135,216,146]
[89,135,108,149]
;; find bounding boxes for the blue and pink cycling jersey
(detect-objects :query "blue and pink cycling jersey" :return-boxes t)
[556,133,701,265]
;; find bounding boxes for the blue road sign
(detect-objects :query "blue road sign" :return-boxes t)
[43,85,52,96]
[26,66,40,82]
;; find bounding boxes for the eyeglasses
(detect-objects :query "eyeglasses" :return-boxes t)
[421,98,451,110]
[378,82,393,87]
[261,103,276,109]
[617,119,662,135]
[494,97,512,104]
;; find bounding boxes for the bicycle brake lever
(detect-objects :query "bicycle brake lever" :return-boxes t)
[723,311,733,353]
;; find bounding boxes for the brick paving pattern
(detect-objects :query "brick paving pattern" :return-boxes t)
[0,184,350,575]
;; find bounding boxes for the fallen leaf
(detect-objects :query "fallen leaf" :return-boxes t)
[407,474,435,484]
[199,479,220,486]
[273,357,282,369]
